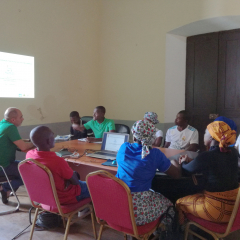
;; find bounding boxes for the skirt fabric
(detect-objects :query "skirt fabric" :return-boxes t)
[175,188,239,224]
[131,190,173,225]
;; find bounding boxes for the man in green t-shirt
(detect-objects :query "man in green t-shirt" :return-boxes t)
[72,106,115,143]
[0,107,34,204]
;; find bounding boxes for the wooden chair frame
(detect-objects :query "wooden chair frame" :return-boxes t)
[87,170,162,240]
[184,187,240,240]
[0,165,20,215]
[19,159,97,240]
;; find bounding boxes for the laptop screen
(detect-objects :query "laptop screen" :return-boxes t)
[101,132,129,152]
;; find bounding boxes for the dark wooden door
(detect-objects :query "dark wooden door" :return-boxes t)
[218,29,240,129]
[186,29,240,151]
[186,32,219,151]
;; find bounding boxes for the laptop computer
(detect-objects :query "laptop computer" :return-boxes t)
[86,132,129,160]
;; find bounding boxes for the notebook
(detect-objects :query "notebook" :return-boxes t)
[86,132,129,160]
[55,150,73,157]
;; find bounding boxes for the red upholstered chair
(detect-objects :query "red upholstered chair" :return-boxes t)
[86,170,162,240]
[184,187,240,240]
[18,159,97,240]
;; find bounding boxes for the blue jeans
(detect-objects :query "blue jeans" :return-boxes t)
[76,180,90,201]
[0,161,23,192]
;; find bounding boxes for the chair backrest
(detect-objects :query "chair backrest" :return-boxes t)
[18,159,62,214]
[115,124,130,134]
[81,116,93,124]
[86,170,137,233]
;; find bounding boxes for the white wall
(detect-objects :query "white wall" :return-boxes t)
[0,0,100,126]
[164,34,186,123]
[2,1,240,126]
[99,0,240,122]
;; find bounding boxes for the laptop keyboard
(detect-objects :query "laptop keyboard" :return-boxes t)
[95,152,116,157]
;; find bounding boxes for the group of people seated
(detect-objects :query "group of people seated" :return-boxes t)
[70,108,200,151]
[0,106,239,236]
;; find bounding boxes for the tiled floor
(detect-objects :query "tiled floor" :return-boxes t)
[1,186,240,240]
[0,186,123,240]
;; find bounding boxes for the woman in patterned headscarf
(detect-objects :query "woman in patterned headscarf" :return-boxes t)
[176,120,239,225]
[144,112,163,147]
[116,120,181,226]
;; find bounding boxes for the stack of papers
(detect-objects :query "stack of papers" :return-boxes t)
[55,135,72,141]
[55,150,80,158]
[78,138,102,144]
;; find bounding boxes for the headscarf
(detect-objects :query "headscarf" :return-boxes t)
[207,121,236,152]
[144,112,159,124]
[214,116,237,132]
[131,120,157,159]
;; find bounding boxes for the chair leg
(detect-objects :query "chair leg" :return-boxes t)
[29,208,39,240]
[90,206,97,239]
[187,223,210,240]
[0,166,20,215]
[123,233,127,240]
[97,224,104,240]
[63,216,72,240]
[62,217,66,228]
[184,222,190,240]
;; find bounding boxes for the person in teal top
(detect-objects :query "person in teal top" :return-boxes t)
[72,106,115,142]
[0,108,34,204]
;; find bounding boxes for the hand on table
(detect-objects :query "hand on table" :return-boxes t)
[179,154,193,164]
[86,137,96,143]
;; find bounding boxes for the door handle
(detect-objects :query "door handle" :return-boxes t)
[209,114,219,119]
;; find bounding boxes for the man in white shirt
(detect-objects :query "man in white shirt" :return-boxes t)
[164,110,199,152]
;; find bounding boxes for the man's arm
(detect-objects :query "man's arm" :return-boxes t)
[164,141,170,148]
[86,137,102,143]
[13,139,35,152]
[187,130,199,152]
[185,143,199,152]
[68,172,80,185]
[64,172,80,189]
[165,160,181,179]
[72,124,86,132]
[153,137,162,147]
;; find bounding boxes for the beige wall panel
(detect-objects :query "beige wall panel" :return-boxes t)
[99,0,240,122]
[0,0,100,126]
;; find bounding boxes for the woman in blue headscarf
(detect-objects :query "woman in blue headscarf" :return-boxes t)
[176,120,239,225]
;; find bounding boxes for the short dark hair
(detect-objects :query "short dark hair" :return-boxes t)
[69,111,80,118]
[95,106,106,114]
[178,110,191,122]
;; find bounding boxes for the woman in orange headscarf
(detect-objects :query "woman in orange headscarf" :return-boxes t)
[176,120,239,224]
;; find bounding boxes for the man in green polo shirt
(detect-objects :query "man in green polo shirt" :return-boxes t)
[72,106,115,143]
[0,107,34,204]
